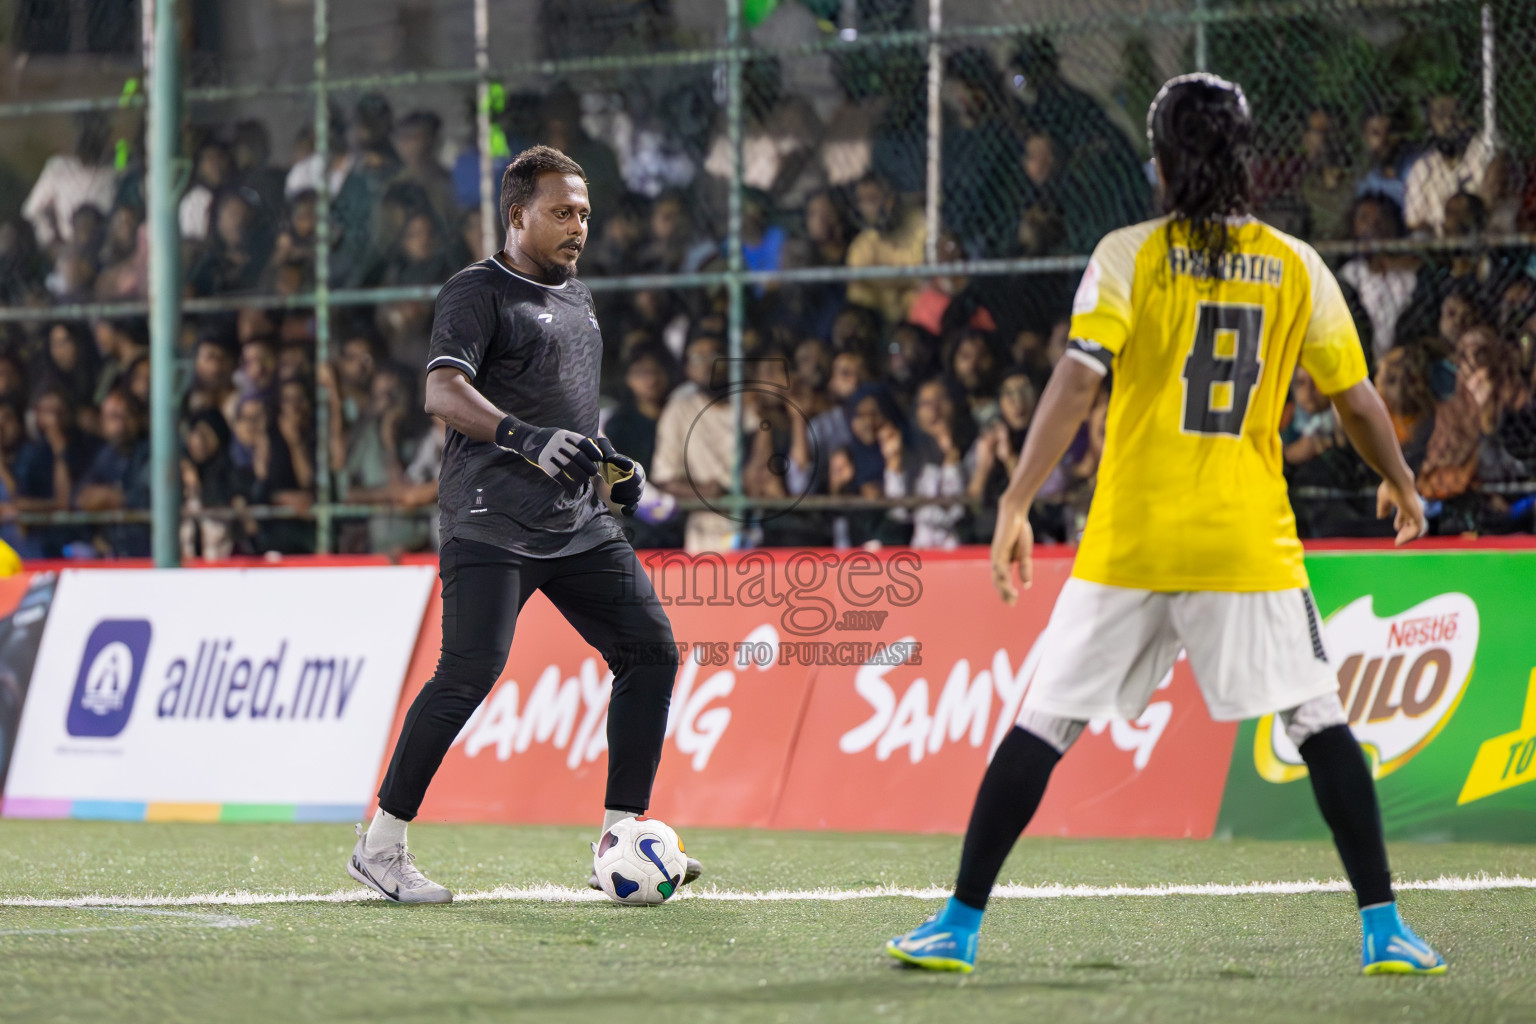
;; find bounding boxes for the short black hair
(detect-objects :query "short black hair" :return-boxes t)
[1444,276,1486,315]
[75,111,111,165]
[854,171,893,194]
[625,341,681,391]
[111,317,151,349]
[499,146,587,230]
[1445,189,1488,232]
[353,93,394,138]
[32,378,77,415]
[103,385,145,420]
[339,327,383,360]
[194,138,232,166]
[398,110,442,136]
[626,341,672,370]
[1349,191,1406,239]
[232,119,271,157]
[831,346,874,376]
[337,314,383,347]
[194,333,237,358]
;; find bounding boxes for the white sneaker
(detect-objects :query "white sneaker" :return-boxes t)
[347,824,453,904]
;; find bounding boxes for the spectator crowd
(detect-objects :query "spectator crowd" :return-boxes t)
[1,35,1535,557]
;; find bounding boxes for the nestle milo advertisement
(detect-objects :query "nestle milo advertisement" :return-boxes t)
[1216,550,1536,842]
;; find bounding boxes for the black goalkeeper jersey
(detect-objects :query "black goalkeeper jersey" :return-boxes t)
[426,254,623,558]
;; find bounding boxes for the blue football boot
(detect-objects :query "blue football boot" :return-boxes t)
[885,898,981,973]
[1360,903,1446,975]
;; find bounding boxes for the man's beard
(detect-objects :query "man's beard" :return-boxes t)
[1433,132,1470,159]
[534,254,579,283]
[864,208,895,234]
[690,372,725,399]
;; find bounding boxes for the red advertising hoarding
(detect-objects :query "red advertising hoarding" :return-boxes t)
[386,548,1236,837]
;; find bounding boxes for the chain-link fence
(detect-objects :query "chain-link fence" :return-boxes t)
[0,0,1531,561]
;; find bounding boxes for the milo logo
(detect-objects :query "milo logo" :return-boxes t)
[1255,593,1478,783]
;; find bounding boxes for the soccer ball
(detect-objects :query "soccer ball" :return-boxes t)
[593,815,687,905]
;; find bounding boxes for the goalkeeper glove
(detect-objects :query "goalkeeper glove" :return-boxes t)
[594,437,645,516]
[496,415,601,496]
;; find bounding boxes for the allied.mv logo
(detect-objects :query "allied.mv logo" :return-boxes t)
[66,619,152,738]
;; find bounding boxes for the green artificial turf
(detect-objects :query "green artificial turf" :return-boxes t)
[0,822,1532,1023]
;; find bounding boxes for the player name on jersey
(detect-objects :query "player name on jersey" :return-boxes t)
[1167,245,1285,286]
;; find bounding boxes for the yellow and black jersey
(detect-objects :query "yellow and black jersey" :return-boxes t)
[1066,215,1368,592]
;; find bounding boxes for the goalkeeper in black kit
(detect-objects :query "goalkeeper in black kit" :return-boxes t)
[346,146,698,903]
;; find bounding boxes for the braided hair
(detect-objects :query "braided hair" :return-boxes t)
[1147,73,1253,279]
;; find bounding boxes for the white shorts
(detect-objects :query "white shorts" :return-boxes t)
[1021,577,1338,723]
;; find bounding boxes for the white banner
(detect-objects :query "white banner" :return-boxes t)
[2,567,433,815]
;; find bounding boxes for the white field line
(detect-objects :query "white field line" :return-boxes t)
[0,874,1532,910]
[0,908,259,935]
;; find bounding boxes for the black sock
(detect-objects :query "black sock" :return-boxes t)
[953,726,1062,910]
[1299,724,1394,908]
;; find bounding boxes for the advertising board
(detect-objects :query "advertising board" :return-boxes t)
[2,567,434,822]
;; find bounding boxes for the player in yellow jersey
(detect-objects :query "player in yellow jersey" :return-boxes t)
[887,74,1444,977]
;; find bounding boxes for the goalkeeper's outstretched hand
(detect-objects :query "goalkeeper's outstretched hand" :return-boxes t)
[496,416,601,496]
[595,437,646,516]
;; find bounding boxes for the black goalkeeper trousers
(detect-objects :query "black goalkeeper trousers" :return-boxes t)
[377,536,678,821]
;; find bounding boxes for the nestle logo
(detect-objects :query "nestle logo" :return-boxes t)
[1387,613,1458,649]
[66,620,152,738]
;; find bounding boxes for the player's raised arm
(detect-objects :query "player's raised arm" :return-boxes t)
[1328,379,1426,546]
[991,353,1105,603]
[424,367,600,495]
[423,366,507,442]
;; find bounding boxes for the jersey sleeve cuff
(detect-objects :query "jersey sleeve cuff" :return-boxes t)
[1065,339,1113,376]
[1313,365,1368,397]
[426,355,479,378]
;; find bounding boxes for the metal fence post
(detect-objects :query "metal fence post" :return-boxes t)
[925,0,942,265]
[475,0,498,259]
[1195,0,1209,72]
[1482,4,1496,144]
[314,0,334,554]
[148,0,182,568]
[727,0,745,526]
